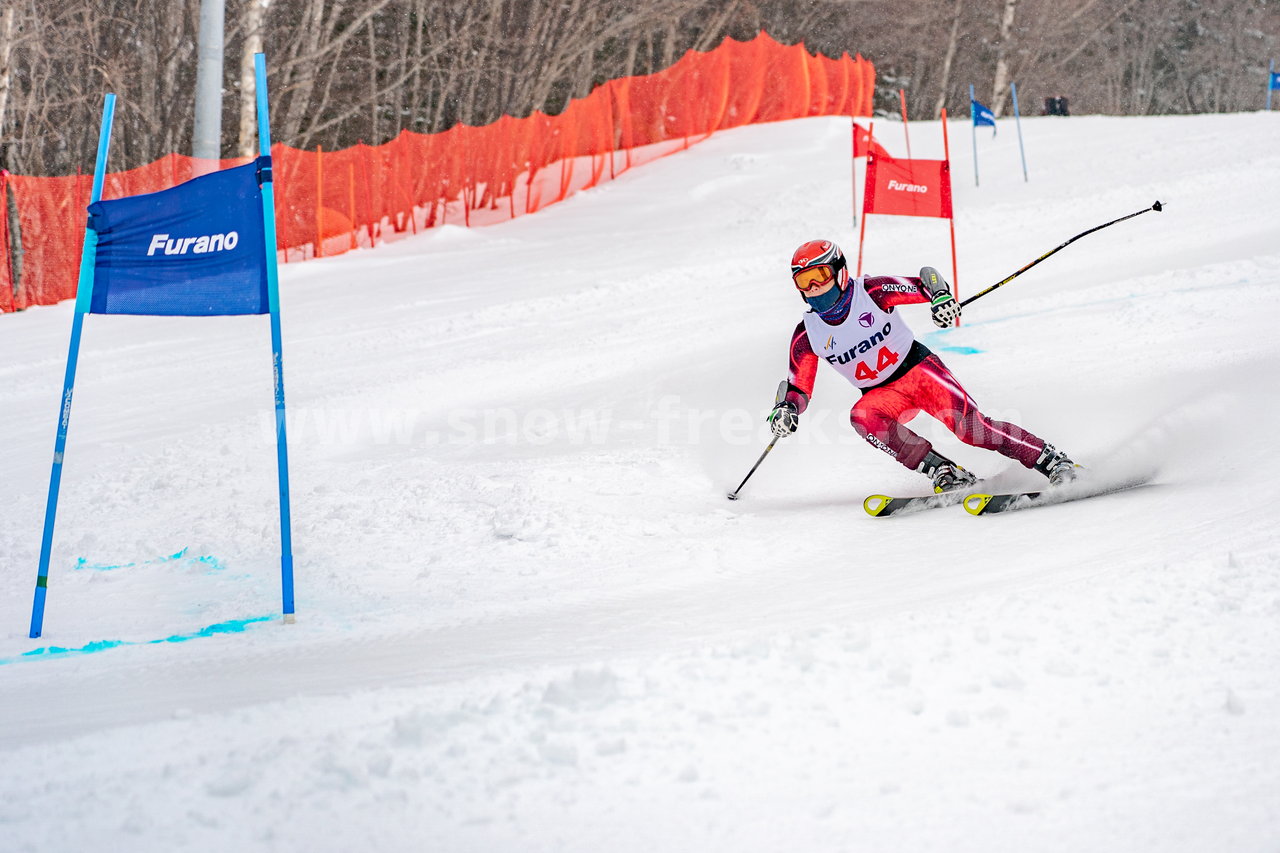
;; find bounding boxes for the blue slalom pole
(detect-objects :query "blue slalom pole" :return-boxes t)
[1011,81,1029,182]
[30,94,116,638]
[255,53,296,623]
[1269,59,1275,111]
[969,84,980,187]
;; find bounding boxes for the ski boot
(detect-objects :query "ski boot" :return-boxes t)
[1034,443,1079,486]
[917,449,978,494]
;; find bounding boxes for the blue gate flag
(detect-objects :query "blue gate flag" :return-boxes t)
[1271,71,1280,90]
[972,99,996,128]
[88,158,270,316]
[31,55,296,642]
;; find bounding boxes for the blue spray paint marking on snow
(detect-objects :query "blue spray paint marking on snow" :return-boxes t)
[0,616,274,666]
[922,331,984,355]
[18,639,130,659]
[74,556,138,571]
[73,547,227,574]
[158,616,271,644]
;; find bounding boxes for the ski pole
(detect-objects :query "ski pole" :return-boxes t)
[959,200,1164,309]
[726,434,780,501]
[727,380,790,501]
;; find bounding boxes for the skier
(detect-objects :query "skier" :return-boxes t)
[768,239,1077,493]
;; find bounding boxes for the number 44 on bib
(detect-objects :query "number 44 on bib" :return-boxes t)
[854,346,900,383]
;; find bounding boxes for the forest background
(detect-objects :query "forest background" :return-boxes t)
[0,0,1276,177]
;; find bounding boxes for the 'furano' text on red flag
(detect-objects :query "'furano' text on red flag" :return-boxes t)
[863,153,953,219]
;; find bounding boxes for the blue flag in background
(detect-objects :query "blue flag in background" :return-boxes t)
[972,99,996,128]
[1271,71,1280,90]
[89,159,270,316]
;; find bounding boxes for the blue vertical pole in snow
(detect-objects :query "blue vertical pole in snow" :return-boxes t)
[969,84,980,187]
[1011,81,1029,182]
[30,94,116,638]
[1269,59,1275,111]
[255,53,296,623]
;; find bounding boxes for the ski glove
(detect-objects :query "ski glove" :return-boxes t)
[768,401,799,437]
[930,291,961,328]
[921,265,961,328]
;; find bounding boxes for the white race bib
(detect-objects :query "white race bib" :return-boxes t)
[802,277,918,389]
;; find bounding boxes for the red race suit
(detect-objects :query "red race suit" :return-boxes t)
[784,274,1047,472]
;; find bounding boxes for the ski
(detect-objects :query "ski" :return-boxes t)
[962,476,1152,516]
[961,491,1042,515]
[863,489,969,517]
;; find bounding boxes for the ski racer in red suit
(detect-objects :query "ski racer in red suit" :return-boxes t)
[768,239,1077,492]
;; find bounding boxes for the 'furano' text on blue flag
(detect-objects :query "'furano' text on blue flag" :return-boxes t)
[88,158,271,316]
[971,100,996,128]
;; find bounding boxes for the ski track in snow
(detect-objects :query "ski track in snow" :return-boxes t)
[1,113,1279,851]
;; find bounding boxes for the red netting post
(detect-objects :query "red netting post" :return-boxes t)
[526,116,541,214]
[371,143,383,244]
[274,142,290,264]
[507,125,517,218]
[463,139,472,228]
[0,170,12,313]
[398,134,416,234]
[621,81,633,171]
[558,123,570,202]
[347,161,357,251]
[605,81,617,180]
[358,141,376,246]
[314,145,324,258]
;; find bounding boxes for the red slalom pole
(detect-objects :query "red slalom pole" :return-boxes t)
[941,109,959,325]
[851,119,859,228]
[856,121,875,276]
[899,89,912,159]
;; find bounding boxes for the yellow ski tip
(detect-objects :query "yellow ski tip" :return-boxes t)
[863,495,892,516]
[963,494,993,515]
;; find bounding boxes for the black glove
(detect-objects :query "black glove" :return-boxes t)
[768,401,798,437]
[921,266,961,328]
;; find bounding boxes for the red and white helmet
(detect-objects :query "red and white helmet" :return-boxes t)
[790,239,849,295]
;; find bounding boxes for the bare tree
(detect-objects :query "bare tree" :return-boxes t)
[1,4,19,302]
[0,5,15,140]
[990,0,1019,116]
[238,0,268,158]
[933,0,964,118]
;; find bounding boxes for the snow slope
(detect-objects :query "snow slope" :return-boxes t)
[2,111,1279,852]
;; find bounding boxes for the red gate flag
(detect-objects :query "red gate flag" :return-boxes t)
[863,152,953,219]
[855,111,959,316]
[852,122,889,159]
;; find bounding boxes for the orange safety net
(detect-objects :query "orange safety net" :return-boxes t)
[0,31,874,312]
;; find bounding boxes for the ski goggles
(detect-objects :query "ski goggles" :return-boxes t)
[793,264,835,292]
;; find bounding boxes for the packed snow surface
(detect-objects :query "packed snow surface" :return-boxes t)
[2,112,1279,852]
